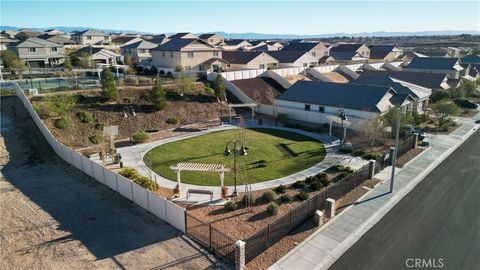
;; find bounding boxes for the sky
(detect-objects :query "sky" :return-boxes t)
[1,1,479,35]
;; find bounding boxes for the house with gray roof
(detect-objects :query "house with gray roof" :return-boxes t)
[0,35,18,51]
[71,47,122,67]
[71,29,111,46]
[221,39,252,51]
[37,34,75,45]
[266,51,318,68]
[329,43,370,61]
[368,45,403,61]
[404,57,463,79]
[150,38,224,74]
[8,37,65,67]
[281,42,329,60]
[111,36,144,49]
[199,33,224,46]
[222,51,278,71]
[358,70,451,90]
[14,29,42,41]
[120,40,158,63]
[168,32,198,39]
[275,81,414,127]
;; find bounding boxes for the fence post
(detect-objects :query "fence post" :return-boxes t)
[234,240,246,270]
[326,198,336,218]
[369,159,376,179]
[412,133,418,149]
[314,210,324,227]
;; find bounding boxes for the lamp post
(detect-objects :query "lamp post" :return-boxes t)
[390,108,402,193]
[123,106,136,142]
[339,109,348,145]
[224,140,247,196]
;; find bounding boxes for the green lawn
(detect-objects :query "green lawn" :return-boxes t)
[144,128,326,186]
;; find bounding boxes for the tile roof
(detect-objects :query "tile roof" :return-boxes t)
[73,29,108,36]
[151,38,214,51]
[369,45,397,59]
[406,57,459,70]
[281,42,321,52]
[461,55,480,65]
[224,39,249,46]
[222,51,264,64]
[199,33,218,39]
[121,40,157,49]
[112,36,140,44]
[266,51,308,63]
[329,51,360,61]
[16,37,63,48]
[358,70,448,89]
[330,43,365,52]
[276,81,397,112]
[169,32,195,39]
[351,76,419,99]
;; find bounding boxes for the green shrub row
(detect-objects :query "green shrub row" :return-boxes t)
[119,167,159,192]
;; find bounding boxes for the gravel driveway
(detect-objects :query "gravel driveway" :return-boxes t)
[0,96,228,270]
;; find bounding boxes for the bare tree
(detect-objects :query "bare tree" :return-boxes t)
[356,114,384,152]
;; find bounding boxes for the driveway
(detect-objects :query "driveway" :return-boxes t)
[0,96,227,270]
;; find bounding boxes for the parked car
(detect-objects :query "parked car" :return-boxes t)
[455,99,479,109]
[403,125,427,141]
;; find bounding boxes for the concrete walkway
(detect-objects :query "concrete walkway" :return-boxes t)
[270,116,479,270]
[103,124,366,203]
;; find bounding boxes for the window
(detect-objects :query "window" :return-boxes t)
[324,51,329,56]
[199,65,204,71]
[213,51,219,57]
[170,52,174,58]
[318,106,325,113]
[104,36,109,41]
[87,36,92,40]
[29,48,36,53]
[303,63,308,67]
[51,47,57,52]
[304,104,311,111]
[187,51,194,58]
[139,49,146,53]
[259,64,265,69]
[162,52,165,57]
[312,52,316,57]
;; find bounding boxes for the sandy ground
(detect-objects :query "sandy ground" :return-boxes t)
[0,97,228,270]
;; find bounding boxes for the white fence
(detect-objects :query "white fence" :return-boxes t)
[14,85,186,233]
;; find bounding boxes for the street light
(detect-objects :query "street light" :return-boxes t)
[390,108,402,193]
[123,106,136,142]
[224,140,247,196]
[339,109,348,145]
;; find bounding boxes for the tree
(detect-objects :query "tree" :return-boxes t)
[431,100,459,128]
[149,79,167,110]
[175,75,195,94]
[70,55,81,67]
[100,68,118,100]
[459,79,477,98]
[0,50,25,77]
[79,52,92,68]
[356,115,384,152]
[381,106,413,137]
[213,74,226,101]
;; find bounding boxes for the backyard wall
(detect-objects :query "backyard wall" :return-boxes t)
[14,85,186,233]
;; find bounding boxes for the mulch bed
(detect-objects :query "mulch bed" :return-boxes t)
[396,148,424,168]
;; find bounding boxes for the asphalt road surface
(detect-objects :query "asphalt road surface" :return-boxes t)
[0,96,227,270]
[330,130,480,270]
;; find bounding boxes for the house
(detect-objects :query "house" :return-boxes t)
[37,34,75,45]
[266,51,318,68]
[9,37,65,67]
[352,76,432,113]
[199,33,224,46]
[146,35,169,45]
[329,43,370,60]
[461,54,480,65]
[71,29,111,46]
[14,29,42,41]
[404,57,463,79]
[0,36,17,51]
[44,29,63,35]
[221,39,252,51]
[1,30,18,39]
[275,81,414,127]
[358,70,451,90]
[111,36,144,49]
[71,47,123,66]
[169,32,198,39]
[150,38,224,74]
[368,45,403,61]
[120,40,158,63]
[326,51,368,63]
[266,41,284,50]
[222,51,279,70]
[281,42,329,60]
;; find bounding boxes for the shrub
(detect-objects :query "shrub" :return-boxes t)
[320,177,331,187]
[119,167,141,179]
[262,191,276,202]
[132,131,150,143]
[100,68,118,100]
[175,75,196,94]
[44,94,77,116]
[280,194,293,203]
[292,180,307,189]
[296,191,309,201]
[166,116,180,125]
[242,193,256,206]
[54,117,72,129]
[433,90,451,102]
[337,171,351,179]
[266,203,279,216]
[77,111,93,123]
[133,176,159,192]
[89,133,102,144]
[224,200,238,211]
[138,77,152,86]
[329,164,353,173]
[353,150,366,157]
[362,151,381,160]
[204,86,215,96]
[95,122,107,130]
[275,184,288,194]
[309,180,323,191]
[124,77,138,85]
[149,80,167,110]
[339,147,354,154]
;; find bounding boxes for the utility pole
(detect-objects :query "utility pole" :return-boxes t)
[390,109,402,193]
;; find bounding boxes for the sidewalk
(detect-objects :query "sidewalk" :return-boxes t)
[270,116,479,270]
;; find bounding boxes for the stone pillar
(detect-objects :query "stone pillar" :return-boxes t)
[369,159,376,179]
[329,121,333,136]
[234,240,246,270]
[326,198,336,218]
[314,210,324,226]
[413,133,419,149]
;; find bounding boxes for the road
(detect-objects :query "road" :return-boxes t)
[330,130,480,270]
[0,96,227,270]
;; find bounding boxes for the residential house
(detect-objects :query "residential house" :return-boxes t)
[169,32,198,39]
[266,51,318,68]
[9,37,65,67]
[1,30,18,39]
[368,45,403,61]
[71,47,123,66]
[221,39,252,51]
[222,51,279,70]
[199,33,224,46]
[266,41,284,50]
[111,36,144,49]
[0,36,17,51]
[275,81,414,127]
[14,29,42,41]
[281,42,329,60]
[120,40,158,63]
[329,43,370,60]
[150,38,224,74]
[325,51,368,63]
[71,29,111,46]
[37,34,75,45]
[404,57,463,79]
[358,70,451,90]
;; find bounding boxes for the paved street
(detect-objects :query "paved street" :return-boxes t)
[330,129,480,270]
[0,97,226,270]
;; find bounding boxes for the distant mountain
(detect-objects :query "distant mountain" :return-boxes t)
[1,26,478,39]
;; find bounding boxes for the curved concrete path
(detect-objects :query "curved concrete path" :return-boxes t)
[110,124,367,203]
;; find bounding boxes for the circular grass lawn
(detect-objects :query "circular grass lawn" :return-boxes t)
[144,128,326,186]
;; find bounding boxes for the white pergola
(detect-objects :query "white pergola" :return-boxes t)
[170,163,231,197]
[228,103,258,123]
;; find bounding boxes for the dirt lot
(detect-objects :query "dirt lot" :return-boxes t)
[32,84,229,149]
[0,97,227,270]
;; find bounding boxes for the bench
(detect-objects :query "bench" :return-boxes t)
[187,189,213,201]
